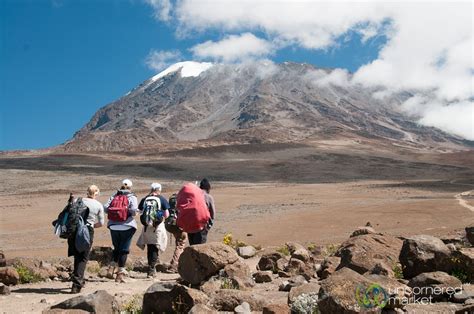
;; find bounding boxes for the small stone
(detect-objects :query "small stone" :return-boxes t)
[234,301,251,313]
[0,283,11,295]
[253,271,273,283]
[40,298,47,303]
[238,246,257,259]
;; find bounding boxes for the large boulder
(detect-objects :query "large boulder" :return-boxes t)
[178,243,239,285]
[50,290,118,314]
[336,233,403,277]
[0,266,19,285]
[318,268,409,313]
[210,289,267,311]
[408,272,462,302]
[142,282,209,314]
[399,235,452,279]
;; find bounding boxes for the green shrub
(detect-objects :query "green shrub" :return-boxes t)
[322,244,340,257]
[14,264,42,284]
[392,263,404,279]
[276,246,290,256]
[220,277,239,290]
[451,269,469,283]
[121,294,143,314]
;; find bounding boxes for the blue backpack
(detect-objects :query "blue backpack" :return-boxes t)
[75,216,91,253]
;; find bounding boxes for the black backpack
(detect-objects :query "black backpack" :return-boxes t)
[165,193,181,233]
[58,198,89,239]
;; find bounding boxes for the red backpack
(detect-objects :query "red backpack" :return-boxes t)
[176,183,210,233]
[107,191,129,222]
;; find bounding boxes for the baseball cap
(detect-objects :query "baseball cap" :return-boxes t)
[151,182,162,191]
[122,179,133,187]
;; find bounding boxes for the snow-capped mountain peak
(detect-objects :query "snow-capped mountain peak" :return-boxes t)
[150,61,213,83]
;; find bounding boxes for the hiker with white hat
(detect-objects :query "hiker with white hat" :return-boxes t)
[136,182,170,277]
[103,179,138,283]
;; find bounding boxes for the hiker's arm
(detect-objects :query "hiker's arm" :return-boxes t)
[128,195,139,216]
[103,195,114,212]
[94,205,105,228]
[208,195,216,220]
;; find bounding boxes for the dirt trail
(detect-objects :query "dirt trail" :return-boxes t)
[454,190,474,212]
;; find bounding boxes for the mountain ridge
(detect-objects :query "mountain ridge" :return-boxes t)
[62,61,466,152]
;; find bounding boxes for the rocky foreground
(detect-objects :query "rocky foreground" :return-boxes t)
[1,224,473,313]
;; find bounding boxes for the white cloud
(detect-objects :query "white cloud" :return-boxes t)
[145,0,173,21]
[307,68,351,87]
[146,0,474,139]
[145,49,182,71]
[419,101,473,141]
[190,33,273,62]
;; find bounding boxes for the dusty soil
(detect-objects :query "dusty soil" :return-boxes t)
[0,142,473,313]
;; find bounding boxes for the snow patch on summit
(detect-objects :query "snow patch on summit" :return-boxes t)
[150,61,213,82]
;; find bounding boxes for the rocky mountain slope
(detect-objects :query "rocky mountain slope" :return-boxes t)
[63,61,466,152]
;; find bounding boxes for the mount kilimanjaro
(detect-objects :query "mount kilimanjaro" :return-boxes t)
[62,61,466,152]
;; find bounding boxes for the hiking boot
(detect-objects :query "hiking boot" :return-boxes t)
[106,266,116,279]
[163,266,178,274]
[147,268,157,278]
[115,272,126,283]
[71,285,81,294]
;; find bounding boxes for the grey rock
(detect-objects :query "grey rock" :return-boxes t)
[254,271,273,283]
[188,304,218,314]
[238,246,256,259]
[408,271,462,302]
[178,242,239,285]
[142,282,208,314]
[399,235,452,278]
[336,233,403,277]
[50,290,118,314]
[234,301,251,313]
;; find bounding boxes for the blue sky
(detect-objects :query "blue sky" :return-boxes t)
[1,1,470,150]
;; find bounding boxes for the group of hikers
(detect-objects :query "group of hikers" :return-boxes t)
[53,178,215,294]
